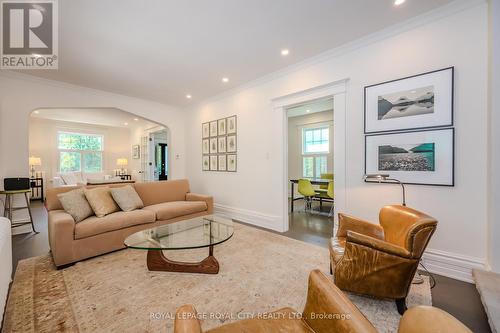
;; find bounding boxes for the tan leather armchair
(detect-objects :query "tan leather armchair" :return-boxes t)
[329,205,437,315]
[174,270,471,333]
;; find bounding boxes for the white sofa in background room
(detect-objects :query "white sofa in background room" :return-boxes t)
[0,218,12,325]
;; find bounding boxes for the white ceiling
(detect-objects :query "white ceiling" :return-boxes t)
[20,0,454,106]
[287,98,333,118]
[31,108,161,129]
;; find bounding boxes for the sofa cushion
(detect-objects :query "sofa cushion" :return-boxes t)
[133,179,190,206]
[75,209,155,239]
[84,187,120,217]
[143,201,207,221]
[57,188,94,223]
[110,185,144,212]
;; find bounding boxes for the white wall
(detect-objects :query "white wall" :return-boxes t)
[0,73,186,188]
[29,117,132,184]
[488,0,500,273]
[288,110,334,185]
[186,3,489,281]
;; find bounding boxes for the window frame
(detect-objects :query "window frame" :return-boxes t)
[57,131,104,173]
[302,126,330,155]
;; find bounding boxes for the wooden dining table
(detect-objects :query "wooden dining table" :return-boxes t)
[289,178,333,212]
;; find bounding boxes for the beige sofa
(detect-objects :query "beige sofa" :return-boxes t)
[46,179,213,267]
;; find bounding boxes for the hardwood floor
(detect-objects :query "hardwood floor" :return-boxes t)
[9,200,491,332]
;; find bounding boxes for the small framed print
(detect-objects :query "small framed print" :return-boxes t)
[218,155,227,171]
[202,156,210,171]
[365,128,454,186]
[218,137,226,153]
[210,138,218,153]
[227,135,237,153]
[202,139,209,154]
[210,155,218,171]
[218,118,227,136]
[364,67,454,133]
[227,154,237,172]
[227,116,237,134]
[132,145,140,159]
[202,123,210,139]
[210,121,218,137]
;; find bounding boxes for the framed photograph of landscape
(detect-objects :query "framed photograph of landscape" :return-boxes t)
[210,121,218,137]
[210,155,218,171]
[202,156,210,171]
[227,116,237,134]
[365,128,454,186]
[364,67,454,134]
[227,154,237,172]
[202,122,210,138]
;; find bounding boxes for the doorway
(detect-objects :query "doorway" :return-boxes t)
[156,143,168,180]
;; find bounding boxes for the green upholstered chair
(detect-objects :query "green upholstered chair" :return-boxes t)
[298,179,316,211]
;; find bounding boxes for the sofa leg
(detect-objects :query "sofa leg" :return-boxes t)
[329,261,333,275]
[396,298,407,315]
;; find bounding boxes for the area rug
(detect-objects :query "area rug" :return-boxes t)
[3,223,431,333]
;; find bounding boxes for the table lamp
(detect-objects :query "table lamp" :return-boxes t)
[363,174,406,206]
[29,156,42,179]
[117,158,128,175]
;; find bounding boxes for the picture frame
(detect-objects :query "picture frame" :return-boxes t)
[218,118,227,136]
[227,135,237,153]
[227,116,237,134]
[218,136,226,153]
[210,121,218,137]
[210,138,218,154]
[365,128,454,186]
[227,154,237,172]
[218,155,227,171]
[210,155,218,171]
[202,156,210,171]
[364,67,454,134]
[202,122,210,139]
[202,139,209,154]
[132,144,140,159]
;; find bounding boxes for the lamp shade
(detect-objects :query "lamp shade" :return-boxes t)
[29,156,42,166]
[116,158,128,167]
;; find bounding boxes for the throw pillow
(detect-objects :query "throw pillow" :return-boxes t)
[110,185,144,212]
[84,187,120,217]
[60,173,78,185]
[57,188,94,223]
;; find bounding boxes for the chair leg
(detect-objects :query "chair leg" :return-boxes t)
[24,192,38,233]
[396,298,407,315]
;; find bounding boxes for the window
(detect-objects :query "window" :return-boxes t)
[302,127,329,178]
[58,132,103,173]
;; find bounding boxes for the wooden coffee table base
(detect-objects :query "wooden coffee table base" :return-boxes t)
[146,246,220,274]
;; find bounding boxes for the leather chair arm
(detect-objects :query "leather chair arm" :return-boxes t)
[174,304,202,333]
[302,270,377,333]
[398,306,472,333]
[347,231,411,258]
[186,193,213,214]
[337,213,384,239]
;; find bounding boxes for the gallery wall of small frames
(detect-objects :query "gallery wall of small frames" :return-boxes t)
[202,115,237,172]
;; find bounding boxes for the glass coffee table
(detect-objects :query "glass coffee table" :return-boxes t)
[124,215,234,274]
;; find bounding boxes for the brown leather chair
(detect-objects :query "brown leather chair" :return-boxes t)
[174,270,471,333]
[329,205,437,315]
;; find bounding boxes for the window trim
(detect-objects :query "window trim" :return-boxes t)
[57,131,104,173]
[302,126,330,155]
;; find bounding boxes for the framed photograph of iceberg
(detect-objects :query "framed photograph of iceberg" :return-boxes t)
[364,67,453,133]
[365,128,454,186]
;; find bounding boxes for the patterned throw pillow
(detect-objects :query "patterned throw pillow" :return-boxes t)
[57,188,94,222]
[84,187,120,217]
[110,185,144,212]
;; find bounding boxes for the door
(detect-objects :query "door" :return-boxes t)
[157,143,168,180]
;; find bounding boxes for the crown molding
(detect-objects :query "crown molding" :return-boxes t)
[188,0,486,109]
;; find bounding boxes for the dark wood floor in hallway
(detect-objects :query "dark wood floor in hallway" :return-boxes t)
[9,200,491,333]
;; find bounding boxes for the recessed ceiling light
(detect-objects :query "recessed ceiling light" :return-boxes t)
[133,118,139,121]
[124,122,129,126]
[281,49,289,56]
[306,109,311,113]
[33,110,40,114]
[222,77,229,83]
[394,0,405,5]
[186,94,192,99]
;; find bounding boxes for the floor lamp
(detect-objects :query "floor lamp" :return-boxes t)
[363,174,424,284]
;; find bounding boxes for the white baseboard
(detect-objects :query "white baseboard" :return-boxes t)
[422,249,486,283]
[214,204,284,232]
